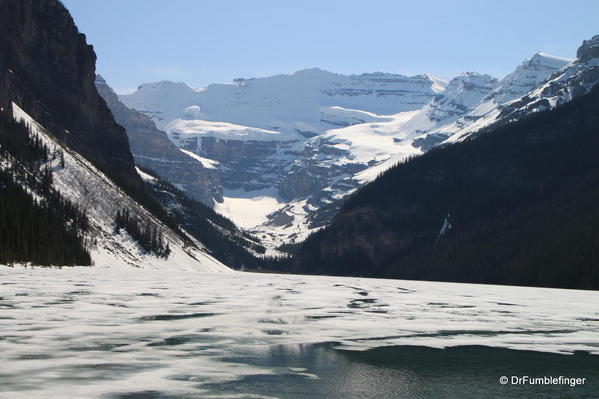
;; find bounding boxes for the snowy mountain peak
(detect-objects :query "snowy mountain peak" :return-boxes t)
[415,49,577,147]
[291,67,332,76]
[528,51,574,68]
[445,72,497,92]
[425,73,449,93]
[426,72,497,122]
[494,34,599,124]
[481,51,572,105]
[137,80,197,91]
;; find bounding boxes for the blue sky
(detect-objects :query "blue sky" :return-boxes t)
[62,0,599,93]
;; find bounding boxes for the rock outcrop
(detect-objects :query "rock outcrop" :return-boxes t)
[577,35,599,62]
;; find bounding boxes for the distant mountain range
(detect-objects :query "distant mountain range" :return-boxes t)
[116,41,598,253]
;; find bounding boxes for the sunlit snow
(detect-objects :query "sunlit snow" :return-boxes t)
[214,188,283,229]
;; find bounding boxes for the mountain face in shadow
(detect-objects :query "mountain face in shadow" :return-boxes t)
[0,0,140,188]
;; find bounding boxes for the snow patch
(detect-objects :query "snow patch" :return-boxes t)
[179,149,219,169]
[135,166,157,182]
[214,188,284,229]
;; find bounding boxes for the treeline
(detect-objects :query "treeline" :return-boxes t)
[139,166,291,270]
[0,109,91,266]
[114,208,170,258]
[291,83,599,290]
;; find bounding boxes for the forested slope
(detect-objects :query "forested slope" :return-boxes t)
[291,84,599,290]
[0,110,90,265]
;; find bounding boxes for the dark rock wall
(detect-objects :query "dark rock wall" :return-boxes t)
[0,0,140,187]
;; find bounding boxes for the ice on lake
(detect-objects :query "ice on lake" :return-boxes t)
[1,268,598,398]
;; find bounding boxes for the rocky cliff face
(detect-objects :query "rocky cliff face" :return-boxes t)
[0,0,140,188]
[577,35,599,62]
[427,72,498,122]
[173,134,301,193]
[95,76,222,205]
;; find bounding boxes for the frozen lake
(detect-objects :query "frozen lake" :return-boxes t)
[1,268,598,398]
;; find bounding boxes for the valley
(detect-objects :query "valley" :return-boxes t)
[1,1,599,398]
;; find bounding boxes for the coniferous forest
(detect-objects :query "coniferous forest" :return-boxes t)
[114,207,171,258]
[0,109,91,266]
[291,84,599,290]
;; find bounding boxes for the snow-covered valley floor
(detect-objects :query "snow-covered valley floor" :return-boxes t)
[1,268,598,398]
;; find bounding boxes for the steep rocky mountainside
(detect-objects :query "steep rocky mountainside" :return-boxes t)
[0,0,139,188]
[8,103,227,270]
[291,83,599,290]
[0,107,91,266]
[95,75,223,205]
[0,0,231,271]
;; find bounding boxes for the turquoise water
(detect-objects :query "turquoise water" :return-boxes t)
[197,344,599,399]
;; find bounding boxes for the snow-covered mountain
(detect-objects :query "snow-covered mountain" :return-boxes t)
[410,52,574,146]
[121,37,598,251]
[121,69,447,136]
[119,70,449,246]
[496,35,599,127]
